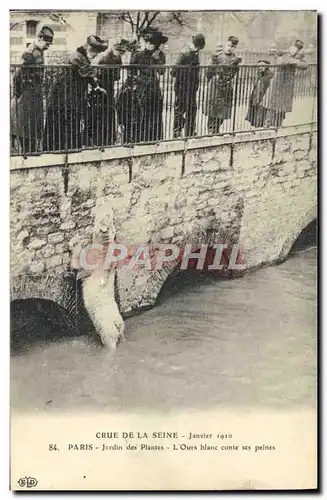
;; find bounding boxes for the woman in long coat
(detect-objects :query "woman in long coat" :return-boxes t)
[86,39,130,147]
[44,36,107,152]
[204,37,241,134]
[129,30,167,143]
[261,41,308,128]
[10,26,54,154]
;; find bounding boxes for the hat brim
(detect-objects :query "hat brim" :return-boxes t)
[90,44,108,53]
[143,32,168,45]
[41,35,53,43]
[115,47,128,53]
[87,36,108,52]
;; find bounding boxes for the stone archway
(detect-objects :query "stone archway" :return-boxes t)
[278,206,317,262]
[135,225,242,311]
[10,273,79,328]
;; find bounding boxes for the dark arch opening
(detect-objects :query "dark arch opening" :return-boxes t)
[156,246,240,305]
[11,298,78,355]
[156,220,317,305]
[289,218,317,255]
[156,270,218,305]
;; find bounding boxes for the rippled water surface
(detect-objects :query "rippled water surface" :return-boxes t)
[11,247,317,412]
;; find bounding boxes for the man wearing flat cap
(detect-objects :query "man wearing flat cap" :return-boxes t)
[262,39,308,128]
[204,35,241,135]
[228,36,239,47]
[44,34,108,151]
[11,25,54,153]
[171,33,206,138]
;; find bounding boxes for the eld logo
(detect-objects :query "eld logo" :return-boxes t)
[17,477,38,488]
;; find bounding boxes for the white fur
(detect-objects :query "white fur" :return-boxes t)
[81,269,125,350]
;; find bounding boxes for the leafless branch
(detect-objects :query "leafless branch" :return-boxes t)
[120,10,162,39]
[230,11,260,28]
[126,12,134,27]
[147,11,160,28]
[171,12,184,26]
[138,11,149,32]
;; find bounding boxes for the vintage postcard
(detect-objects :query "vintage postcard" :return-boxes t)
[10,9,317,490]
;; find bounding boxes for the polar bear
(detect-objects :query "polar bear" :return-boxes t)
[71,243,125,350]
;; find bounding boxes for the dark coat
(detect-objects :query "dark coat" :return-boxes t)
[85,50,123,146]
[44,46,96,151]
[10,43,45,142]
[204,51,241,119]
[116,77,143,144]
[246,68,274,127]
[171,47,200,94]
[248,68,274,106]
[262,53,308,113]
[129,49,165,142]
[94,50,122,94]
[130,48,165,95]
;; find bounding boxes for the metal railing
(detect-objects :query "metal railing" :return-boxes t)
[10,63,317,156]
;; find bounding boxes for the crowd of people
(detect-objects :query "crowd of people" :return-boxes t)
[10,25,311,154]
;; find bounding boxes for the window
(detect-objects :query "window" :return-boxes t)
[96,12,126,39]
[26,20,38,37]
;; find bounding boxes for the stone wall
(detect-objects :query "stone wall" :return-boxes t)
[10,125,317,324]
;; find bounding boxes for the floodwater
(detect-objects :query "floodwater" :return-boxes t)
[11,244,317,413]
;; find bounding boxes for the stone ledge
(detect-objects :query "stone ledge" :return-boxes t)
[10,123,317,172]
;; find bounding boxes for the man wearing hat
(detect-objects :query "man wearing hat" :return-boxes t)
[44,34,108,151]
[262,39,308,128]
[128,29,168,142]
[204,35,242,135]
[11,25,54,153]
[171,33,205,138]
[85,38,131,146]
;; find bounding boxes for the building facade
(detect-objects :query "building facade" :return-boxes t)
[10,10,317,64]
[10,11,98,63]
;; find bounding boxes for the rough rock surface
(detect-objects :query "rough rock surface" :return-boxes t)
[10,130,317,346]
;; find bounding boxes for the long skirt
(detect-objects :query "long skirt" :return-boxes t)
[264,108,286,128]
[245,104,268,128]
[137,86,163,142]
[85,92,117,147]
[116,85,143,144]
